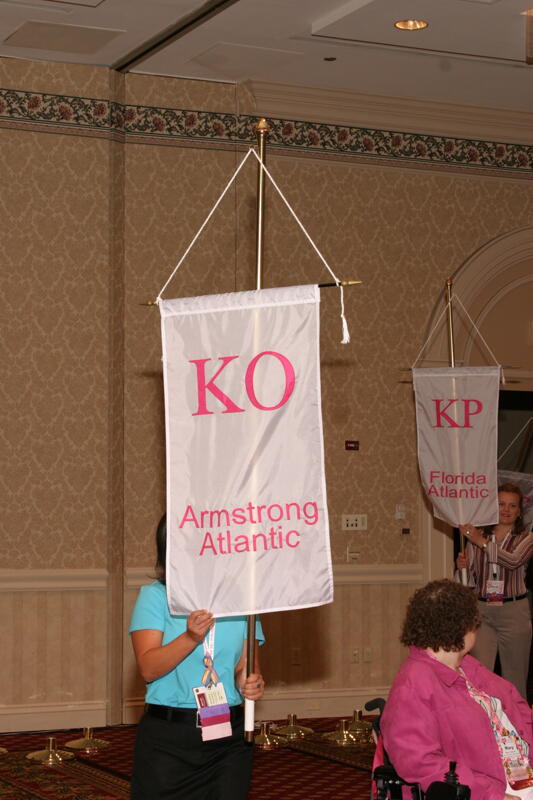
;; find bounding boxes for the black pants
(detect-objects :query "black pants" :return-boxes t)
[130,708,253,800]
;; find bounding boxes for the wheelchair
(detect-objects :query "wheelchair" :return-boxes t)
[366,698,470,800]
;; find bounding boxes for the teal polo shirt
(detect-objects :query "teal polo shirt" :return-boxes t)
[129,581,264,708]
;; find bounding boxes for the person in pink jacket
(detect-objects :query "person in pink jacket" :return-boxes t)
[381,579,533,800]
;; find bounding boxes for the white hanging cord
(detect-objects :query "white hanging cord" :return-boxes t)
[411,299,450,368]
[249,148,350,344]
[411,293,506,384]
[497,417,533,463]
[156,148,255,302]
[453,295,505,384]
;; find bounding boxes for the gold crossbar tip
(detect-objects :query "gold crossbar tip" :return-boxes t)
[319,279,362,288]
[140,299,157,306]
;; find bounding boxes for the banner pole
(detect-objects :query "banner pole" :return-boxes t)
[446,278,468,584]
[255,118,268,291]
[244,118,269,743]
[445,278,456,370]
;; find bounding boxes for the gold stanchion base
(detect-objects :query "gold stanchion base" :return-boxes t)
[322,719,358,747]
[347,709,374,745]
[0,747,7,755]
[65,727,110,753]
[254,722,283,750]
[26,737,75,765]
[274,713,314,740]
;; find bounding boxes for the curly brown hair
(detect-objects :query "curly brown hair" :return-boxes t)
[401,579,481,652]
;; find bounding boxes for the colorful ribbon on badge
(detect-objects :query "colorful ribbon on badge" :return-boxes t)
[202,655,219,688]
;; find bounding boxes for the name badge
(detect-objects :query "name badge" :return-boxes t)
[485,579,504,606]
[193,683,232,741]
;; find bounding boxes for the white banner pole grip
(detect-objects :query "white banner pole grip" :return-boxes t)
[460,532,468,585]
[245,698,255,738]
[244,615,256,742]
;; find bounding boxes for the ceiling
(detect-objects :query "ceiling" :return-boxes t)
[0,0,532,111]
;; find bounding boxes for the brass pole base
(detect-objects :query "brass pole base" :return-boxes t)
[254,722,283,750]
[65,727,110,753]
[26,736,75,765]
[347,709,374,745]
[274,713,314,740]
[322,719,358,747]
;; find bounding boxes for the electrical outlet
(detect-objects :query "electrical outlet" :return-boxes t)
[342,514,367,531]
[351,648,360,664]
[363,647,372,663]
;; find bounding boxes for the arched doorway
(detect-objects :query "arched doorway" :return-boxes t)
[418,226,533,580]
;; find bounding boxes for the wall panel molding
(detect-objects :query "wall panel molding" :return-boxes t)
[123,686,390,724]
[0,569,108,591]
[0,565,424,592]
[334,563,424,585]
[0,701,106,734]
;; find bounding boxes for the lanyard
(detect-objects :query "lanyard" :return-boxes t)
[489,531,511,579]
[201,623,219,687]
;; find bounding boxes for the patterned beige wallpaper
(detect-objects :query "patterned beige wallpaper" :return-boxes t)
[1,61,532,572]
[125,73,239,112]
[1,59,533,724]
[0,127,112,569]
[0,56,114,99]
[123,150,533,568]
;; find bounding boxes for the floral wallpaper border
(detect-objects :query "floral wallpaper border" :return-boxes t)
[0,87,532,173]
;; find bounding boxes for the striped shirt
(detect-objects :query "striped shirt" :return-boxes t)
[464,528,533,599]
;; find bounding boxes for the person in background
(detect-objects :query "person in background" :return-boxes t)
[381,579,533,800]
[130,515,265,800]
[457,482,533,699]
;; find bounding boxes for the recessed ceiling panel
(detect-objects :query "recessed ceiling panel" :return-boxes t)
[189,41,303,80]
[4,20,123,52]
[312,0,526,61]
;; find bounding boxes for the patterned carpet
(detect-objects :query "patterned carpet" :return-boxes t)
[0,717,374,799]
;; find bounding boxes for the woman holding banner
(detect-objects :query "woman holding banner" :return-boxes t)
[129,515,265,800]
[457,482,533,699]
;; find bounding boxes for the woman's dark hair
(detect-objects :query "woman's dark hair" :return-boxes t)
[401,579,481,652]
[155,514,166,584]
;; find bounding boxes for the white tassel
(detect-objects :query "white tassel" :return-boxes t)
[341,314,350,344]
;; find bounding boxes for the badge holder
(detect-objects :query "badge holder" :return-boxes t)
[485,544,504,605]
[193,625,232,741]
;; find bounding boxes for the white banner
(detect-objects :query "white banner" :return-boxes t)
[160,285,333,617]
[412,367,501,527]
